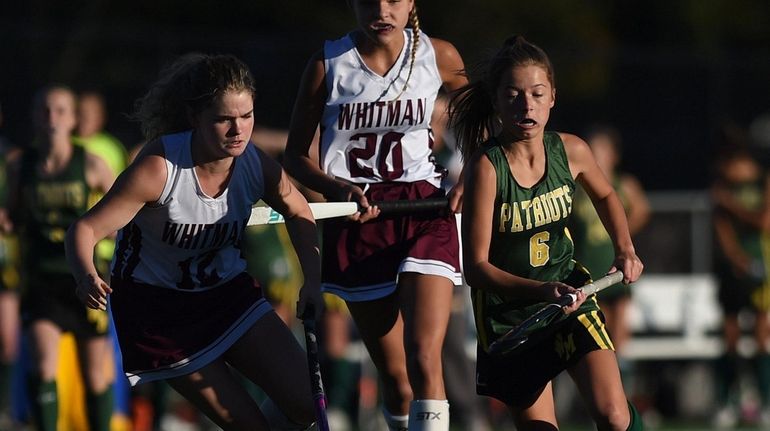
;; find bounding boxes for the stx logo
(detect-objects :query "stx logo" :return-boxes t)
[416,411,442,421]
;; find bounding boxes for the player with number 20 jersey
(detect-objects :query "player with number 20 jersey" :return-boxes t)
[321,28,442,188]
[318,29,462,300]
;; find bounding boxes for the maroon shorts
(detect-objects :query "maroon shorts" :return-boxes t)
[321,181,462,302]
[110,272,272,385]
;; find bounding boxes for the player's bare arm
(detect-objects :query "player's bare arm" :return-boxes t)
[285,50,377,222]
[285,51,344,200]
[462,151,566,300]
[66,139,167,308]
[432,38,468,92]
[433,38,469,212]
[259,148,322,320]
[564,132,642,283]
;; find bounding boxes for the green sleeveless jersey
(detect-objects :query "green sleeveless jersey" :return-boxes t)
[472,132,599,349]
[19,146,90,276]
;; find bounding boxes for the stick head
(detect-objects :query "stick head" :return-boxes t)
[488,335,528,356]
[487,303,564,356]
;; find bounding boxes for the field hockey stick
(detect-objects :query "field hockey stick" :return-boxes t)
[487,271,624,356]
[248,202,358,225]
[248,197,450,225]
[301,304,330,431]
[369,196,449,214]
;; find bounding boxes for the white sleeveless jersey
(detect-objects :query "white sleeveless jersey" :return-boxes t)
[321,29,443,187]
[111,131,265,291]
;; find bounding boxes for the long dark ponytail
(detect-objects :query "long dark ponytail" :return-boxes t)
[448,35,555,161]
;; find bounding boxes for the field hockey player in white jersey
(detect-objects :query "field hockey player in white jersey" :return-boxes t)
[285,1,467,430]
[65,53,321,431]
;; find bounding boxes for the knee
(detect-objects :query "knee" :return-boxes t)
[593,400,631,431]
[83,366,112,393]
[379,359,412,391]
[407,340,442,372]
[406,343,444,385]
[0,341,17,363]
[35,359,58,381]
[374,362,412,412]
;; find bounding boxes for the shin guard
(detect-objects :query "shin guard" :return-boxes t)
[408,399,450,431]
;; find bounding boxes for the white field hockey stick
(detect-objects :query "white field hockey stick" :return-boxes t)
[248,202,358,226]
[487,271,624,356]
[247,198,450,226]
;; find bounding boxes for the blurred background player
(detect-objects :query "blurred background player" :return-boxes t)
[75,90,129,274]
[710,126,770,428]
[75,90,128,180]
[7,85,115,431]
[570,124,650,361]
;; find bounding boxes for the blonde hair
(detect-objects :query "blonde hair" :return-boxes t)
[133,53,256,141]
[391,6,420,101]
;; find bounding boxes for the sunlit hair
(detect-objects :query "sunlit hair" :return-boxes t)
[391,6,420,102]
[448,35,555,161]
[133,53,256,141]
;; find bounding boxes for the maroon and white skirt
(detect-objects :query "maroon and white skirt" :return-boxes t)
[321,180,462,302]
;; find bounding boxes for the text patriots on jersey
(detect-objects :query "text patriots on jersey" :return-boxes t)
[499,185,573,233]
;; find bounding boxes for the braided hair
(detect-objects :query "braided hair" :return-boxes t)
[391,5,420,102]
[448,35,555,161]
